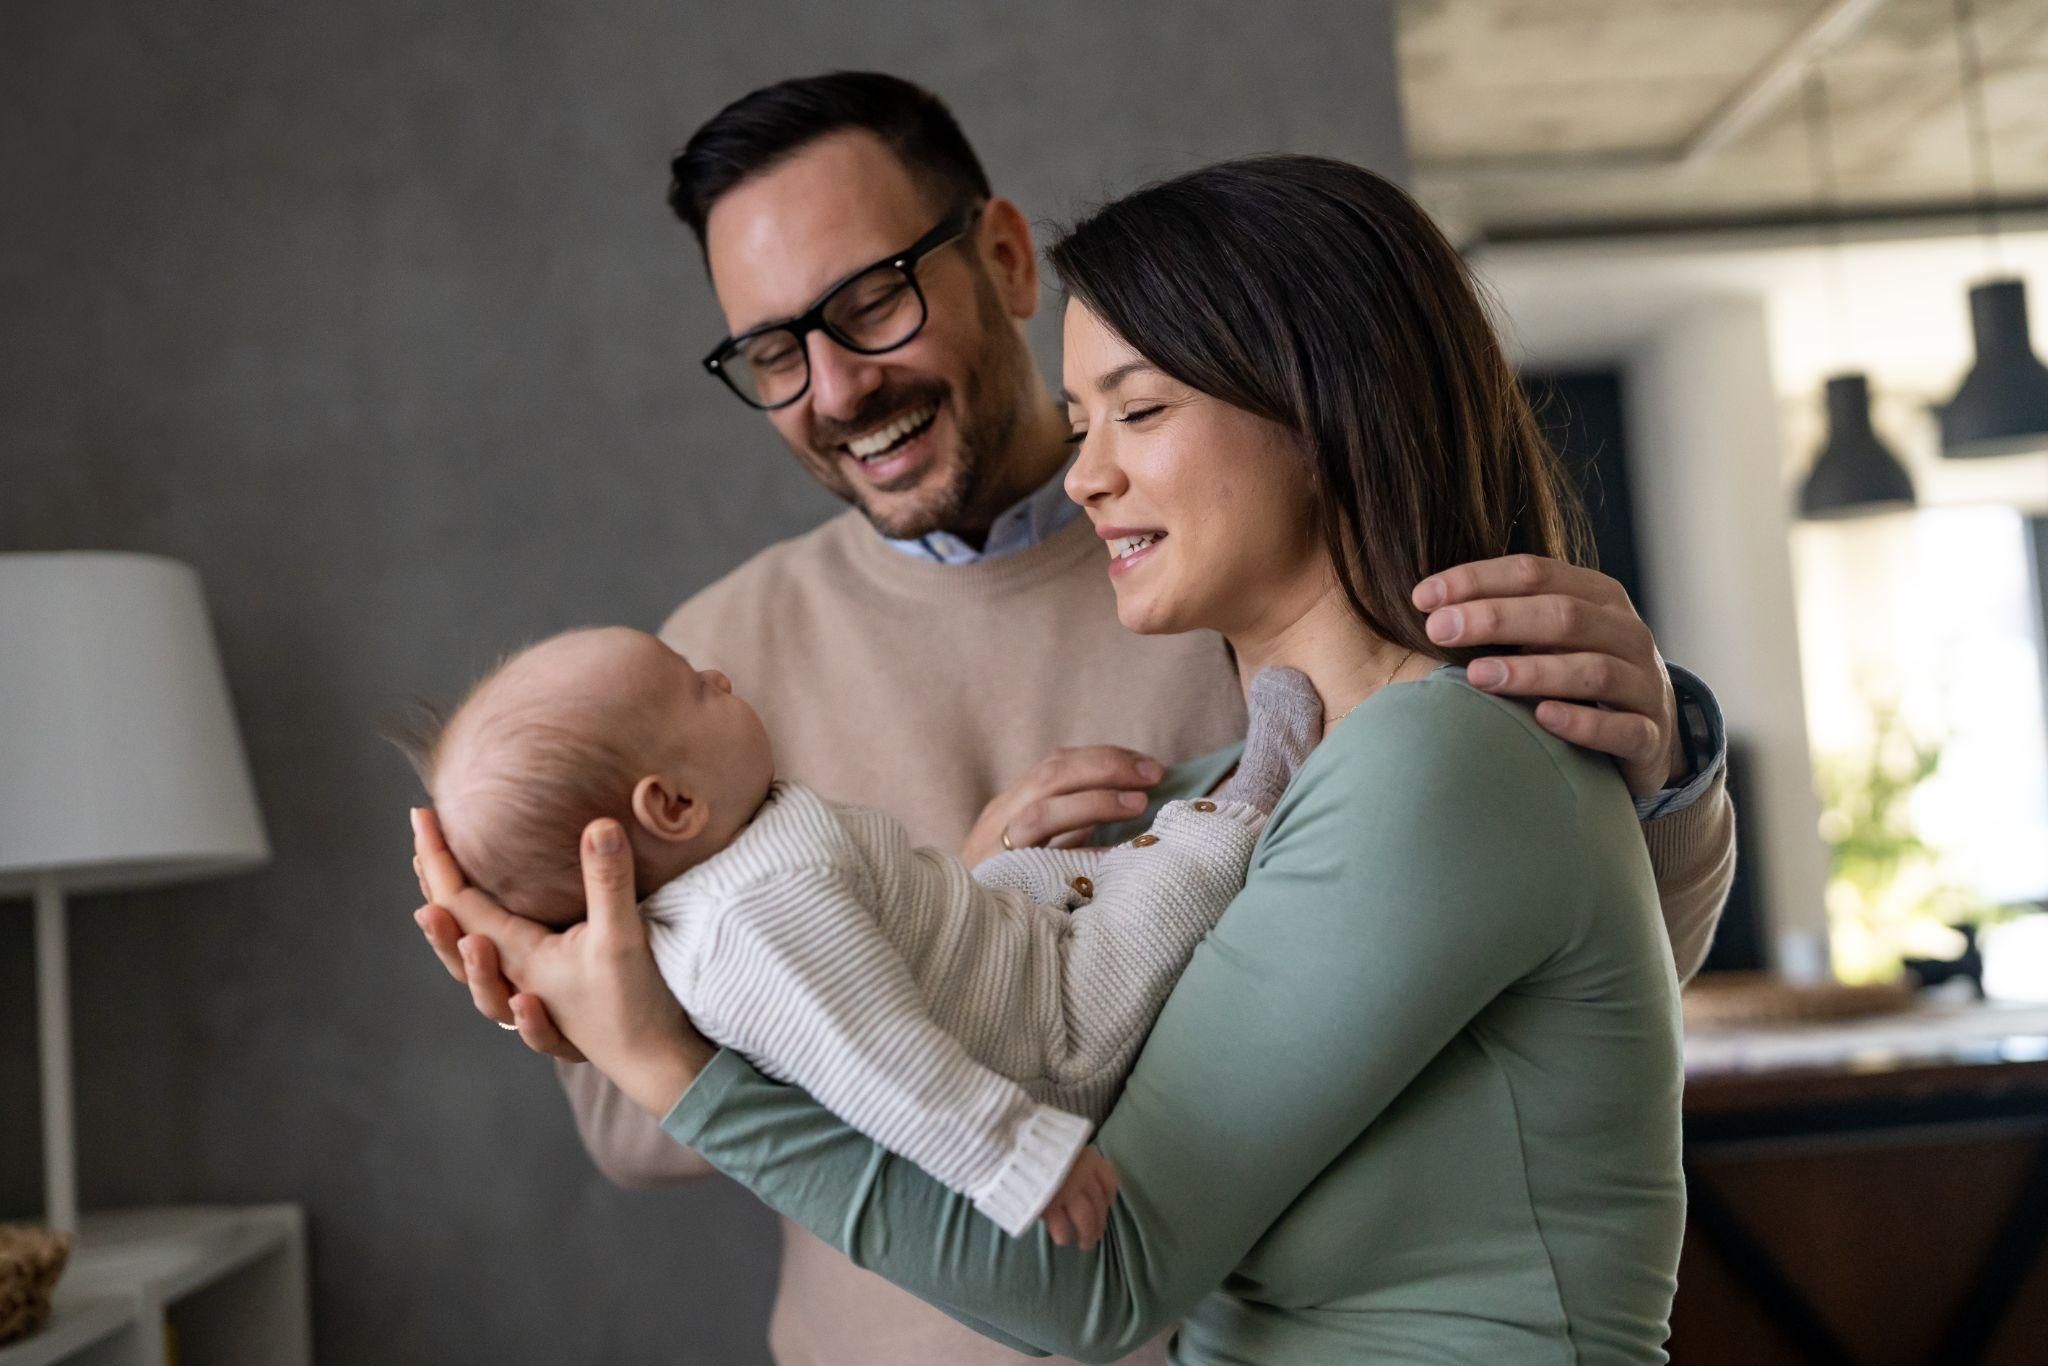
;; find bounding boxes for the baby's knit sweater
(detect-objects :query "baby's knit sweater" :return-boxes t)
[642,781,1264,1235]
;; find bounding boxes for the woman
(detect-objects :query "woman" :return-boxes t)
[421,156,1685,1362]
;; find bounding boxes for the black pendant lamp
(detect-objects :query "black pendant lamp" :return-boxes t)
[1939,0,2048,460]
[1796,70,1916,519]
[1941,280,2048,460]
[1803,375,1917,519]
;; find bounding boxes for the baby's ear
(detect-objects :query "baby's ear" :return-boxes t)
[631,774,707,843]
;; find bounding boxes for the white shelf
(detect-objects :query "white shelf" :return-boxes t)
[0,1298,135,1366]
[1,1206,310,1366]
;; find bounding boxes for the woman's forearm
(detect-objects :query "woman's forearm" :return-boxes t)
[612,1030,716,1118]
[664,1050,1155,1359]
[555,1059,722,1187]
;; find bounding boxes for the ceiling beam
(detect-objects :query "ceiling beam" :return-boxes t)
[1470,193,2048,247]
[1414,0,1894,183]
[1681,0,1893,164]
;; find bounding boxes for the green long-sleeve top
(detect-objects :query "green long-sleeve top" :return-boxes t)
[663,671,1686,1364]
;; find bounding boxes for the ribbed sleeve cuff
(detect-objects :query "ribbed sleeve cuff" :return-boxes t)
[971,1105,1093,1237]
[1640,766,1728,873]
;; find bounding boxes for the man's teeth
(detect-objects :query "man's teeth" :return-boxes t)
[847,405,938,460]
[1109,533,1163,560]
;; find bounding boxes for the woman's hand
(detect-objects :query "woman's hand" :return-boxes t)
[412,814,584,1060]
[1412,555,1686,798]
[961,745,1166,865]
[412,808,714,1116]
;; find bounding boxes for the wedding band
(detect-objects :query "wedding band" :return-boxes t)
[498,1021,519,1031]
[1001,826,1016,852]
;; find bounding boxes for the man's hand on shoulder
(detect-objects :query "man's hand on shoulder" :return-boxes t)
[1411,555,1685,800]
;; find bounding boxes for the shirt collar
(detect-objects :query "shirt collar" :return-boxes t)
[882,462,1085,564]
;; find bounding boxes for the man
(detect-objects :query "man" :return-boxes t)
[417,72,1734,1366]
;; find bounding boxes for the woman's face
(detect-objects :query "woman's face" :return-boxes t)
[1062,301,1327,640]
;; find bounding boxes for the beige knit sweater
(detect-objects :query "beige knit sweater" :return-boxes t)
[644,781,1265,1235]
[560,508,1736,1366]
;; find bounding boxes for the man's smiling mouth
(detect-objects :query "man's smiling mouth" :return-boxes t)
[843,404,939,464]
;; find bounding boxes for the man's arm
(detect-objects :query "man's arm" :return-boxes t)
[1641,768,1735,983]
[1633,666,1735,982]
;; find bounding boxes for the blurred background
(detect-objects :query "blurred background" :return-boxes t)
[3,1,2046,1363]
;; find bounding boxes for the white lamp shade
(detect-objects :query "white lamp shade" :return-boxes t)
[0,552,269,896]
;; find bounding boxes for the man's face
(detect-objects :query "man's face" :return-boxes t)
[704,131,1041,539]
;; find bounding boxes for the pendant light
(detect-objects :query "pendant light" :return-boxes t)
[1938,0,2048,460]
[1802,375,1918,518]
[1797,68,1915,519]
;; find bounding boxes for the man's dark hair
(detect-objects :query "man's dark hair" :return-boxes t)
[1049,155,1591,667]
[668,71,991,252]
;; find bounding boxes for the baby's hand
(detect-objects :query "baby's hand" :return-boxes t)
[1041,1146,1119,1249]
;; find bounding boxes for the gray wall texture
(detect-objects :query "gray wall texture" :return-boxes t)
[0,4,1407,1361]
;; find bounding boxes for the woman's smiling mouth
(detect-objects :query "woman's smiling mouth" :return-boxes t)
[1098,527,1167,576]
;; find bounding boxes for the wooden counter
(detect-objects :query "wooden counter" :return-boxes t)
[1672,1000,2048,1365]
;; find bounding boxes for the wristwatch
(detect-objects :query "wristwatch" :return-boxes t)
[1673,679,1716,784]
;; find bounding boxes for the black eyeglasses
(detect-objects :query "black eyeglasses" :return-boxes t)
[702,203,984,410]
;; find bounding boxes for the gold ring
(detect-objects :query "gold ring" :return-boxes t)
[1001,826,1016,852]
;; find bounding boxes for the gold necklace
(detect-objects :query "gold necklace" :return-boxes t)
[1328,649,1417,729]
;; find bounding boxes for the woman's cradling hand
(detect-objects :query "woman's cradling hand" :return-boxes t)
[412,807,715,1116]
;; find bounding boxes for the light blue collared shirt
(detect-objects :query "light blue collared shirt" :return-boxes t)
[881,466,1086,565]
[879,470,1727,815]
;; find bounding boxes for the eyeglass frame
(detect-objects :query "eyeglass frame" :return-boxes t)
[701,202,986,411]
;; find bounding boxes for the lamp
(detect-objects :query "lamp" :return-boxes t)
[0,553,269,1235]
[1801,374,1918,519]
[1794,67,1915,519]
[1937,0,2048,461]
[1940,278,2048,459]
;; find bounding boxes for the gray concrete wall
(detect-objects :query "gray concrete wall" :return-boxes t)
[0,4,1407,1361]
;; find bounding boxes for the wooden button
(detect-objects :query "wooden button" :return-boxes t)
[1131,833,1159,848]
[1191,800,1217,813]
[1070,876,1094,898]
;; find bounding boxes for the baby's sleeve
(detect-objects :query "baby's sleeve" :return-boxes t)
[969,844,1108,910]
[687,865,1092,1237]
[1001,800,1266,1097]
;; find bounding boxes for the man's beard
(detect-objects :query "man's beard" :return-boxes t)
[809,272,1031,542]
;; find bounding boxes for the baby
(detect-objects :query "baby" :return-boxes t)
[399,627,1318,1238]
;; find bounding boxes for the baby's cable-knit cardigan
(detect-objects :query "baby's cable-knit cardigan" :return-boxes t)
[642,780,1264,1235]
